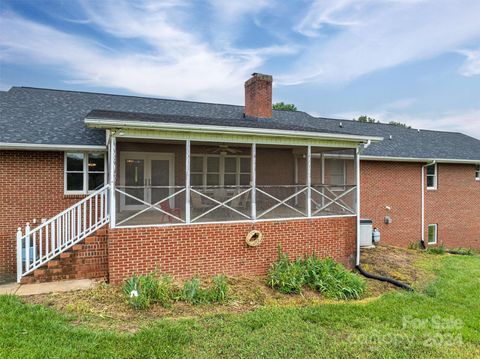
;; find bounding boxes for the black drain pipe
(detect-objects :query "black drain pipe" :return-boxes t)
[356,265,414,292]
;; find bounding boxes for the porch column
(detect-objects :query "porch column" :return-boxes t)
[185,140,191,223]
[355,146,361,266]
[307,145,312,218]
[251,143,256,220]
[109,132,116,228]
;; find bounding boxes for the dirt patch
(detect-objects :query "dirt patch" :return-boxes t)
[360,244,433,295]
[23,245,434,332]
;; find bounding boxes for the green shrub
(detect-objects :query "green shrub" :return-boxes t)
[302,256,366,300]
[181,277,203,304]
[123,274,150,310]
[267,251,366,299]
[267,253,305,294]
[123,272,176,309]
[206,275,229,303]
[425,245,446,255]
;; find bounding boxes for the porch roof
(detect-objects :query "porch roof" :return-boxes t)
[85,109,382,145]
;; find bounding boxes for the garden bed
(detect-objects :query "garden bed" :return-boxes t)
[24,245,431,332]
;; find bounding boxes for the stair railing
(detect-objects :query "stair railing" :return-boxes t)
[16,185,110,282]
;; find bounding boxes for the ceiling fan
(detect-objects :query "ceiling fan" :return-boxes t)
[206,145,243,155]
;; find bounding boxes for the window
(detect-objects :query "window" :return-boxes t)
[190,155,250,187]
[426,164,437,189]
[326,159,346,189]
[476,164,480,181]
[428,224,437,244]
[65,152,106,194]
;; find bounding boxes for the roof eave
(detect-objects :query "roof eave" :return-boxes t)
[84,118,383,144]
[0,142,106,151]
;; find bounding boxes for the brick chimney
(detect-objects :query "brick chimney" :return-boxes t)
[244,73,272,118]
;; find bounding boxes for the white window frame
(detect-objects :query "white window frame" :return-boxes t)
[325,158,346,191]
[476,164,480,181]
[427,224,438,244]
[426,163,437,190]
[64,152,107,195]
[190,154,251,188]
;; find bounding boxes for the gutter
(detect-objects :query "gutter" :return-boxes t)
[85,118,384,143]
[362,155,479,165]
[0,142,106,151]
[421,160,436,246]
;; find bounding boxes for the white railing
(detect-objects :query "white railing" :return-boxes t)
[113,184,357,227]
[16,185,110,282]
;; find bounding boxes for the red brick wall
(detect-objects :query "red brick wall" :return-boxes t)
[0,151,83,280]
[361,161,480,248]
[425,163,480,248]
[107,216,356,284]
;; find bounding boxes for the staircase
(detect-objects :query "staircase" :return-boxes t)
[16,185,110,283]
[20,228,109,284]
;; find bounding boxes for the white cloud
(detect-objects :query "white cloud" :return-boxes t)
[458,49,480,77]
[282,0,480,85]
[0,1,275,103]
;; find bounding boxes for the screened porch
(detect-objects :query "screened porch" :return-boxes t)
[110,138,358,227]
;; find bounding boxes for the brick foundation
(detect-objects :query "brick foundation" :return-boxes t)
[107,216,356,284]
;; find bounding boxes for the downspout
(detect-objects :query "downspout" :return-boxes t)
[421,160,436,248]
[355,140,371,266]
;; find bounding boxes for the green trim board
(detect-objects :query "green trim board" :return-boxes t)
[116,128,360,148]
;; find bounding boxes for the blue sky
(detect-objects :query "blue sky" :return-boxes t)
[1,0,479,138]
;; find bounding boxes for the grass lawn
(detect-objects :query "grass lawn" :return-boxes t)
[1,250,479,358]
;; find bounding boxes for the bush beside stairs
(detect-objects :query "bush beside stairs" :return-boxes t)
[20,227,109,284]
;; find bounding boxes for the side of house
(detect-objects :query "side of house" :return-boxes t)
[361,160,480,248]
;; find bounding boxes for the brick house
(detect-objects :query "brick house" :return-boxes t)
[0,74,479,284]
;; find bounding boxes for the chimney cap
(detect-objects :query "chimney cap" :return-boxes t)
[249,73,272,82]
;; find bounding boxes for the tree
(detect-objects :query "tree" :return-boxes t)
[388,121,411,129]
[356,115,378,123]
[273,102,297,111]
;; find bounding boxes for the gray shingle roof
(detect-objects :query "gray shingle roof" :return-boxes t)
[1,86,479,161]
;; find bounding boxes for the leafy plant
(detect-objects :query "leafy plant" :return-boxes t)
[206,275,229,303]
[425,245,446,255]
[302,256,366,300]
[123,272,176,309]
[123,274,150,309]
[267,251,366,299]
[181,277,203,304]
[267,252,305,294]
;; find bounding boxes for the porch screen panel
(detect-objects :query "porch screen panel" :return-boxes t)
[311,149,357,217]
[125,159,145,206]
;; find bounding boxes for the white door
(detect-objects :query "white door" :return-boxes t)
[120,152,174,211]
